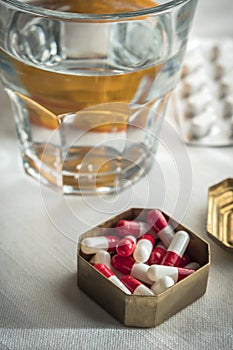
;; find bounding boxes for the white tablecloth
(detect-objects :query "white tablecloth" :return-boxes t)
[1,1,233,349]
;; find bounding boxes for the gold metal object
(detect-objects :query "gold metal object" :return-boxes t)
[77,208,210,327]
[207,178,233,251]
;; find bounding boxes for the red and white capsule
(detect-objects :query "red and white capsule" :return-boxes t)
[111,255,153,285]
[161,231,190,267]
[94,264,131,294]
[120,275,154,296]
[115,220,151,238]
[148,242,166,265]
[116,235,137,257]
[81,235,119,255]
[147,209,174,248]
[178,253,191,268]
[133,233,155,263]
[151,276,175,295]
[147,264,195,283]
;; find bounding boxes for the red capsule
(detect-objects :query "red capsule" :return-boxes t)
[147,210,174,248]
[115,220,150,238]
[111,255,153,285]
[147,209,168,233]
[120,275,154,296]
[116,235,136,257]
[139,233,155,245]
[111,255,135,275]
[178,253,191,267]
[106,236,121,253]
[147,264,195,283]
[161,231,190,267]
[94,263,114,278]
[94,264,131,294]
[176,267,195,281]
[148,242,166,265]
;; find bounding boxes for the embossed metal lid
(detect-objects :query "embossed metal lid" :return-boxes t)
[207,178,233,251]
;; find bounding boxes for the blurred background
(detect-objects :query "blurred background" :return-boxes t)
[192,0,233,37]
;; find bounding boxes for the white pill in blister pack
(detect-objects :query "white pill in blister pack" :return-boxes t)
[219,74,233,98]
[185,88,213,117]
[173,37,233,146]
[190,107,216,138]
[215,58,233,80]
[181,69,207,97]
[224,95,233,117]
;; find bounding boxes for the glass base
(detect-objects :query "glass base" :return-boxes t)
[22,142,154,194]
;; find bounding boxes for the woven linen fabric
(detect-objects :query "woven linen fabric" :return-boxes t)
[1,1,233,349]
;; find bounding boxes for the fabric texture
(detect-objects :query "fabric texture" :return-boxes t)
[1,1,233,349]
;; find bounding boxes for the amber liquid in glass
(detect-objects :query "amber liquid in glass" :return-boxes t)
[0,0,182,193]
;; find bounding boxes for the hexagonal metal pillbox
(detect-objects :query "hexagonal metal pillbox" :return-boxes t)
[77,208,210,327]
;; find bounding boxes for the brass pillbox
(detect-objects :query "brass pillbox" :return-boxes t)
[77,208,210,327]
[207,178,233,252]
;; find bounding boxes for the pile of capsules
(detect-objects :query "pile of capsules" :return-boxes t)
[80,209,200,296]
[174,38,233,146]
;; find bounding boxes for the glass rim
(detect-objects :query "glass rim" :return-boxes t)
[1,0,192,21]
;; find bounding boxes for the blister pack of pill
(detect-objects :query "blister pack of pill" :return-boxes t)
[173,37,233,146]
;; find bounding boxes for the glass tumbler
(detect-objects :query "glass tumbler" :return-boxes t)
[0,0,198,194]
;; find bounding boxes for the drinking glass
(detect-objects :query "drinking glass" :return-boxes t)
[0,0,198,194]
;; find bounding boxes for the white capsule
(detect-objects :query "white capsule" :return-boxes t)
[151,276,175,295]
[184,262,200,270]
[131,263,153,285]
[147,264,194,283]
[80,235,119,255]
[133,236,154,263]
[190,107,216,138]
[147,264,179,283]
[133,240,152,263]
[166,231,190,257]
[134,284,155,296]
[94,250,111,268]
[81,237,109,254]
[185,88,213,117]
